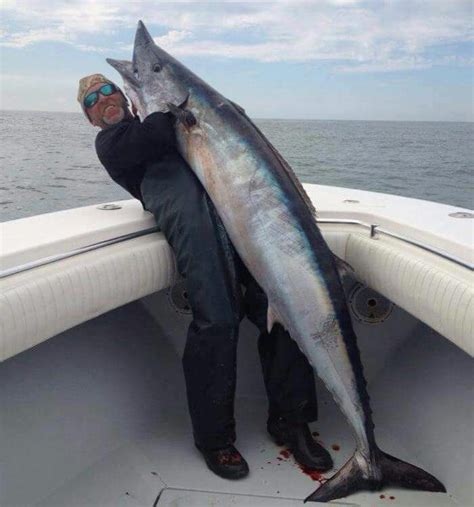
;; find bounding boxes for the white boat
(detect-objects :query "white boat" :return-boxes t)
[1,184,473,507]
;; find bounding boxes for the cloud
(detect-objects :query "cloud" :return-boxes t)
[0,0,472,71]
[0,27,73,48]
[154,30,192,47]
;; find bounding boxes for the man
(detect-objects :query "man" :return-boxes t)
[78,74,333,479]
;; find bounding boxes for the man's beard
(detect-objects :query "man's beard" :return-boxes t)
[102,106,125,125]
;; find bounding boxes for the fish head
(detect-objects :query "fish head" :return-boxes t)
[107,20,188,120]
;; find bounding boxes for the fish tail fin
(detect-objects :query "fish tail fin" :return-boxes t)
[304,449,446,503]
[304,452,379,503]
[379,450,446,492]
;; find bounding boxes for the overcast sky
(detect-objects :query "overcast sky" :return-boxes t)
[1,0,472,121]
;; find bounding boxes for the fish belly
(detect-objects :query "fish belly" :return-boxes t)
[176,104,372,453]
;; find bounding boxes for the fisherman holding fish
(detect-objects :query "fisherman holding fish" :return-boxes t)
[77,73,334,480]
[74,21,447,502]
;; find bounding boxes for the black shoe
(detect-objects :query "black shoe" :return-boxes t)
[268,417,333,471]
[196,444,249,480]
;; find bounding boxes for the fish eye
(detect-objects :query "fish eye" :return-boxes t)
[153,63,162,72]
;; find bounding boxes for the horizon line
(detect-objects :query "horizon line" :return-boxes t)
[0,108,472,124]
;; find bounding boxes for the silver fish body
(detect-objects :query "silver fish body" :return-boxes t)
[178,91,375,450]
[106,20,446,503]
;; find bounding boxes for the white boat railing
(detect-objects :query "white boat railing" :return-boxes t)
[0,226,160,279]
[317,218,473,270]
[1,218,472,279]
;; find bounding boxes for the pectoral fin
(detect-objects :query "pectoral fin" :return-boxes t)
[166,102,197,128]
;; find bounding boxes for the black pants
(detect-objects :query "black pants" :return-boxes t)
[141,155,317,450]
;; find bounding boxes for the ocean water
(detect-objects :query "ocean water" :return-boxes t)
[0,110,472,222]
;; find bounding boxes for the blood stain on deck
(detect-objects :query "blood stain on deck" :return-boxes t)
[276,447,326,483]
[297,462,327,482]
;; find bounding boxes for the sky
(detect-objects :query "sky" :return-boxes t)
[0,0,473,121]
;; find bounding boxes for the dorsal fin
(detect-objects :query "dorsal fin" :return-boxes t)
[228,99,318,218]
[229,99,246,115]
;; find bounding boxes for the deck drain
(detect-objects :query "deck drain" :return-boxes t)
[349,284,393,324]
[168,279,192,315]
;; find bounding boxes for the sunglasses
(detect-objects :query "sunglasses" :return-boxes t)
[83,83,119,109]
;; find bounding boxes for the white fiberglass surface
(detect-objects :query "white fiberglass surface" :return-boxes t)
[0,294,471,507]
[2,184,472,274]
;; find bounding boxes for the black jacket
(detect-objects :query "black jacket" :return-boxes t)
[95,112,177,210]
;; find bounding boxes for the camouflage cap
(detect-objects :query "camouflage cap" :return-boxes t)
[77,73,122,121]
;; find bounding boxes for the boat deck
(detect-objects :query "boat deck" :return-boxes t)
[1,296,470,506]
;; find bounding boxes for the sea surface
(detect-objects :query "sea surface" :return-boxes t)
[1,110,472,222]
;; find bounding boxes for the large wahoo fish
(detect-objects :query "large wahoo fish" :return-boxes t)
[107,20,446,503]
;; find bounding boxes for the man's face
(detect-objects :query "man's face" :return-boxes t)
[85,82,129,129]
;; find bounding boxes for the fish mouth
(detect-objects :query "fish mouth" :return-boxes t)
[106,58,138,87]
[107,20,190,116]
[131,20,154,77]
[135,20,154,50]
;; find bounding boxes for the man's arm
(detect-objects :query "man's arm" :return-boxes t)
[95,111,176,177]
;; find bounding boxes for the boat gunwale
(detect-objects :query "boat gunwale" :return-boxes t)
[1,217,471,279]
